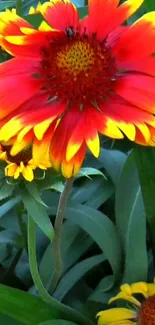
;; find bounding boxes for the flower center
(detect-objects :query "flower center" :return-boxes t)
[1,145,32,165]
[40,33,117,104]
[137,295,155,325]
[56,40,95,75]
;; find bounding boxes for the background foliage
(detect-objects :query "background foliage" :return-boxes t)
[0,0,154,324]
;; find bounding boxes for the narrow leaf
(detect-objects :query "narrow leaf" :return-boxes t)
[0,197,21,218]
[116,150,147,283]
[39,321,78,325]
[48,203,122,284]
[99,149,127,184]
[135,146,155,265]
[0,181,14,200]
[76,168,105,179]
[0,284,58,325]
[54,254,105,301]
[20,187,54,240]
[0,1,15,11]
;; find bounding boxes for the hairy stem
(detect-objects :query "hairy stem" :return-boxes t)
[51,177,74,292]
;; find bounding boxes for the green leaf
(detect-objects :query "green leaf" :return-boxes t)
[135,146,155,265]
[0,162,5,178]
[0,314,21,325]
[0,230,24,248]
[37,169,64,191]
[48,203,122,283]
[39,221,80,287]
[0,197,21,218]
[78,6,88,18]
[86,180,114,209]
[39,321,78,325]
[71,178,114,208]
[0,181,14,200]
[0,284,58,325]
[88,275,119,304]
[0,1,15,11]
[54,254,105,301]
[25,182,47,207]
[24,13,43,28]
[40,221,92,289]
[51,182,64,193]
[20,186,54,241]
[99,149,127,184]
[116,150,147,283]
[63,231,93,272]
[76,168,106,179]
[144,0,155,10]
[0,244,10,263]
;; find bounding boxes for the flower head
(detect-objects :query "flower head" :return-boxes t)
[0,142,51,181]
[97,280,155,325]
[0,0,155,177]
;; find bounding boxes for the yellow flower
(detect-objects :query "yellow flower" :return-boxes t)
[0,143,51,182]
[97,280,155,325]
[5,160,36,182]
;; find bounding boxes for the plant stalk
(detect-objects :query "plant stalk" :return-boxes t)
[51,177,74,292]
[28,215,95,325]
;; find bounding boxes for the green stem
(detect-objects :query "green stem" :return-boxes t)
[51,177,74,292]
[16,0,23,16]
[135,146,155,266]
[28,215,95,325]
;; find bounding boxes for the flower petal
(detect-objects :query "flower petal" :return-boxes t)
[86,0,119,38]
[99,95,155,143]
[66,106,106,161]
[5,163,17,178]
[21,164,34,182]
[114,74,155,114]
[130,282,149,298]
[41,0,79,32]
[61,143,86,178]
[113,12,155,64]
[106,26,129,47]
[120,57,155,77]
[10,130,33,156]
[49,106,87,176]
[85,0,143,40]
[109,292,141,307]
[50,107,81,169]
[0,57,40,77]
[0,30,60,57]
[0,9,35,36]
[147,283,155,296]
[0,74,42,120]
[97,308,135,325]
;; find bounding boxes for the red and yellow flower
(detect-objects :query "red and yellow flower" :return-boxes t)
[0,0,155,177]
[97,280,155,325]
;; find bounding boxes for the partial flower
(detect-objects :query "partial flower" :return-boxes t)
[97,280,155,325]
[0,142,51,181]
[28,2,42,15]
[0,0,155,177]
